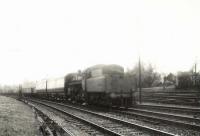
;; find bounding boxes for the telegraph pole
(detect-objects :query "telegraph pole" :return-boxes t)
[138,57,142,104]
[19,84,22,98]
[194,62,197,86]
[46,80,48,98]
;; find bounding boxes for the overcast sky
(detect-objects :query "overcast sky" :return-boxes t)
[0,0,200,85]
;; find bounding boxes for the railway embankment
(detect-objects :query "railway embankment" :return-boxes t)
[0,95,41,136]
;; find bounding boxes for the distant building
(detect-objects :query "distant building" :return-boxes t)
[176,71,200,88]
[192,73,200,87]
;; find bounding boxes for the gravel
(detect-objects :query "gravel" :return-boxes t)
[30,102,105,136]
[44,100,200,136]
[97,110,200,136]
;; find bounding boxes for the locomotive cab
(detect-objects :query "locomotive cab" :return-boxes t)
[65,73,84,102]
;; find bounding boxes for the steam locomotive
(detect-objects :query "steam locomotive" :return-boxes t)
[22,64,133,107]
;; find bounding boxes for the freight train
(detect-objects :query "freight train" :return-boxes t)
[21,64,134,107]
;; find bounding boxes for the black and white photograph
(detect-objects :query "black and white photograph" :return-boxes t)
[0,0,200,136]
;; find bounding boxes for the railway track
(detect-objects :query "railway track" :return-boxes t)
[34,99,200,135]
[135,88,200,106]
[139,99,200,106]
[26,98,175,136]
[24,100,114,136]
[134,104,200,115]
[116,107,200,131]
[21,99,75,136]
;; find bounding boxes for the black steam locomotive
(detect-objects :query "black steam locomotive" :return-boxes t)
[22,64,133,107]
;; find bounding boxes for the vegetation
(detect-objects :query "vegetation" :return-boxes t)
[126,63,162,88]
[165,73,176,84]
[176,71,200,89]
[0,96,40,136]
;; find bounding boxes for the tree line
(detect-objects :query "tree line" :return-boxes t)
[126,63,176,89]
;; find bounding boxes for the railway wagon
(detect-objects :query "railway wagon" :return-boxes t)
[35,80,47,99]
[21,87,35,97]
[47,77,65,100]
[35,74,83,101]
[20,82,35,98]
[35,78,65,100]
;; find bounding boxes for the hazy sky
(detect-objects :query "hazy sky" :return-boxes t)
[0,0,200,85]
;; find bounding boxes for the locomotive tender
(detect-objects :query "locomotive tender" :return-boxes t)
[27,64,133,107]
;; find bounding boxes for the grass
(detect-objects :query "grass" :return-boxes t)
[0,96,41,136]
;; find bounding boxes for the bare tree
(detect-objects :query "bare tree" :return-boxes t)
[126,63,161,88]
[166,73,176,84]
